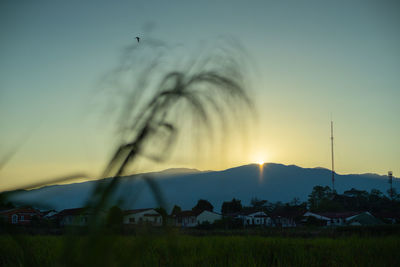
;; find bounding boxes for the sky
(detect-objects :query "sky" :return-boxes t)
[1,0,399,190]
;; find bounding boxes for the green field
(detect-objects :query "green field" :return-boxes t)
[1,235,399,266]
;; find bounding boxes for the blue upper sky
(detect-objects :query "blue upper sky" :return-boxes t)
[1,0,399,189]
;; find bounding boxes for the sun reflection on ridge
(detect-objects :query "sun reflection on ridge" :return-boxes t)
[258,161,265,183]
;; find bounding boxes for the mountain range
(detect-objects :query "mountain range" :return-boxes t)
[7,163,398,212]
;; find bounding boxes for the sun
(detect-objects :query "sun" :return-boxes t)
[252,152,268,166]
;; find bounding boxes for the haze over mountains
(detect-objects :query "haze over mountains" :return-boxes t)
[7,163,398,212]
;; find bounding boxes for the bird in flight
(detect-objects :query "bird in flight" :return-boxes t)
[135,36,140,43]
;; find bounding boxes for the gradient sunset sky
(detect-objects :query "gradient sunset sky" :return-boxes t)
[1,0,399,190]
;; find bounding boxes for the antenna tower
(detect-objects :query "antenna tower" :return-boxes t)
[388,171,393,200]
[331,121,335,191]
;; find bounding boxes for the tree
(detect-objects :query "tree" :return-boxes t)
[0,192,15,210]
[370,189,383,199]
[369,189,384,202]
[192,199,213,212]
[171,205,182,215]
[343,188,369,210]
[387,188,400,201]
[344,188,369,199]
[308,186,333,211]
[250,197,267,209]
[290,197,301,206]
[155,207,167,226]
[271,201,284,212]
[221,198,242,214]
[106,206,123,227]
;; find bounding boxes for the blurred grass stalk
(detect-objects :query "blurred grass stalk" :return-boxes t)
[1,36,254,266]
[88,36,253,221]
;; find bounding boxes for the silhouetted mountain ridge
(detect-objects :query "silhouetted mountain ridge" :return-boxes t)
[7,163,398,212]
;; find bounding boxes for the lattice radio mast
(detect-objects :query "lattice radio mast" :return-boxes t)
[331,121,335,191]
[388,171,393,200]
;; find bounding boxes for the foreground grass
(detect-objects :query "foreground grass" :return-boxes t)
[1,235,399,266]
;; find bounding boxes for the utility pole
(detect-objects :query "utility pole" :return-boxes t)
[331,121,335,192]
[388,171,393,200]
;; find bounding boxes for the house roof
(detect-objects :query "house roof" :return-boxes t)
[202,210,222,216]
[123,208,155,215]
[312,211,361,219]
[175,210,202,217]
[270,210,304,218]
[0,208,14,214]
[225,210,268,217]
[242,210,268,216]
[347,213,383,225]
[372,211,400,219]
[56,208,88,217]
[0,207,41,216]
[143,214,161,217]
[41,210,57,217]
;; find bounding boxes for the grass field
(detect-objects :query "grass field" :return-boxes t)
[1,235,399,266]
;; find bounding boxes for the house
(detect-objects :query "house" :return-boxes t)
[56,208,92,226]
[173,210,222,227]
[0,207,41,225]
[173,210,198,227]
[303,211,374,226]
[269,211,303,227]
[42,210,58,218]
[372,212,400,224]
[230,210,272,226]
[196,210,222,225]
[303,211,331,225]
[346,212,383,226]
[123,208,162,226]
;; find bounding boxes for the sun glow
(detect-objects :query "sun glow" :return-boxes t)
[253,153,267,166]
[251,151,268,169]
[255,157,266,183]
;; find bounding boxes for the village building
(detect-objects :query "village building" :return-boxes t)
[173,210,199,227]
[123,208,162,226]
[0,207,41,225]
[303,211,354,226]
[303,211,380,226]
[230,210,271,226]
[303,211,330,225]
[42,210,58,218]
[56,208,93,226]
[269,211,304,227]
[346,212,383,226]
[196,210,222,225]
[173,210,222,227]
[372,212,400,224]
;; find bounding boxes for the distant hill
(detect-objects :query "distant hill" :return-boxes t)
[157,168,201,175]
[7,163,399,212]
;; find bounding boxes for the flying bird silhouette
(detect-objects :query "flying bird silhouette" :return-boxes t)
[135,36,140,42]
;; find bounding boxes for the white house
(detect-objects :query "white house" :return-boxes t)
[123,208,162,226]
[235,211,272,226]
[303,211,331,224]
[174,210,222,227]
[269,211,303,227]
[57,208,92,226]
[174,210,197,227]
[303,211,362,226]
[345,212,382,226]
[196,210,222,225]
[372,212,400,224]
